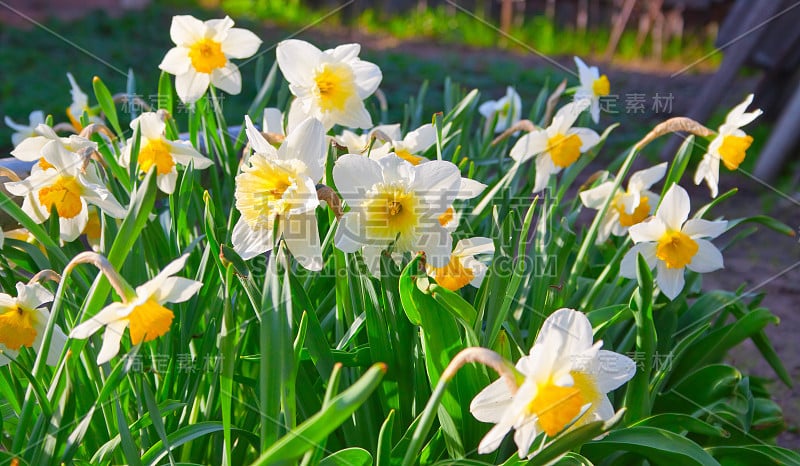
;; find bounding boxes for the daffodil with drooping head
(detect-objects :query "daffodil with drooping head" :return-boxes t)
[70,254,202,365]
[122,112,213,194]
[233,116,328,271]
[277,39,382,130]
[621,184,727,299]
[479,86,522,133]
[333,153,462,275]
[5,110,45,147]
[4,140,126,242]
[471,308,635,458]
[0,282,67,367]
[694,94,762,198]
[580,163,667,244]
[426,237,494,291]
[159,15,262,104]
[574,57,610,124]
[510,100,600,193]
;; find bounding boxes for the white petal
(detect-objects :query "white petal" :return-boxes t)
[479,100,498,119]
[628,163,667,193]
[159,47,191,76]
[262,107,285,135]
[60,201,89,242]
[244,115,276,157]
[628,217,666,243]
[351,59,382,99]
[580,181,615,209]
[591,350,637,392]
[205,16,234,42]
[456,177,486,200]
[514,419,540,458]
[478,420,513,454]
[411,160,462,208]
[470,378,514,423]
[533,154,556,194]
[221,27,262,59]
[401,124,436,153]
[153,277,203,304]
[69,304,126,339]
[377,154,415,184]
[682,219,727,239]
[620,243,658,278]
[590,99,601,124]
[232,217,273,260]
[574,56,596,88]
[168,140,213,169]
[15,282,53,309]
[694,153,720,198]
[334,212,364,253]
[454,237,495,257]
[551,100,589,133]
[510,130,548,163]
[43,325,68,366]
[687,239,724,273]
[156,170,178,194]
[361,244,383,277]
[535,308,594,357]
[569,127,601,152]
[656,184,690,230]
[210,63,242,95]
[656,262,685,300]
[725,94,762,128]
[283,212,324,271]
[170,15,204,46]
[175,70,210,104]
[331,98,373,130]
[279,117,326,182]
[97,320,128,365]
[328,43,361,61]
[332,154,383,208]
[10,135,49,161]
[286,98,310,134]
[276,39,321,87]
[416,226,453,267]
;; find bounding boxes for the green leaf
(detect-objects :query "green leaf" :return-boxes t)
[708,445,800,465]
[140,422,227,466]
[631,413,728,438]
[319,448,373,466]
[91,76,123,137]
[526,410,625,466]
[582,426,720,466]
[252,363,386,465]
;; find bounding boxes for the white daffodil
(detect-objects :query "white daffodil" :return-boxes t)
[5,110,45,147]
[66,73,102,132]
[277,39,382,130]
[511,100,600,193]
[0,282,67,367]
[70,254,202,365]
[426,237,494,291]
[479,86,522,133]
[4,140,126,242]
[10,123,96,173]
[233,116,327,270]
[333,153,461,274]
[574,57,610,124]
[334,124,397,159]
[470,308,635,458]
[122,112,213,194]
[580,163,667,243]
[621,184,727,300]
[159,15,262,104]
[694,94,762,198]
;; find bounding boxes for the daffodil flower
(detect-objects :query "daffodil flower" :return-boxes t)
[5,110,45,147]
[621,184,727,299]
[0,282,67,367]
[66,73,102,132]
[470,308,635,458]
[121,112,213,194]
[10,123,96,173]
[694,94,762,198]
[233,116,327,271]
[426,237,494,291]
[580,163,667,243]
[333,153,461,275]
[574,57,610,124]
[479,86,522,133]
[510,101,600,193]
[69,254,202,365]
[334,125,396,159]
[277,39,382,130]
[4,139,126,242]
[159,15,262,104]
